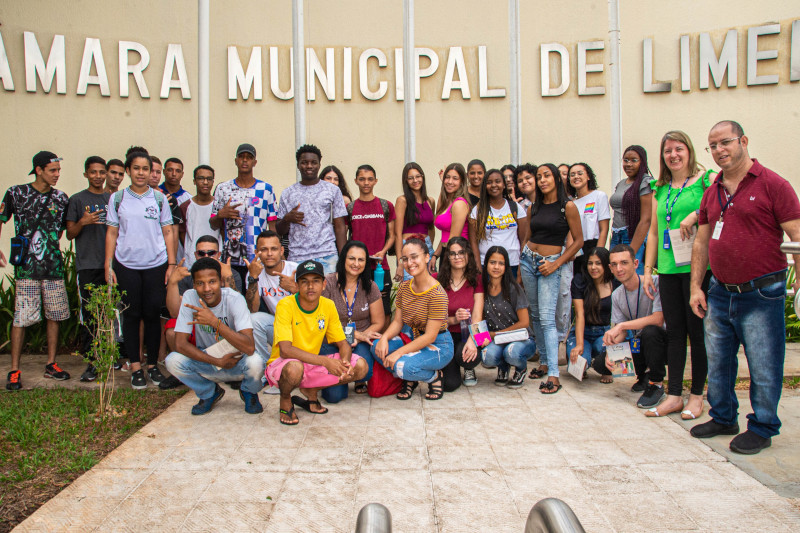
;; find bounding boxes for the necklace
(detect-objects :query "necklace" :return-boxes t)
[450,274,466,291]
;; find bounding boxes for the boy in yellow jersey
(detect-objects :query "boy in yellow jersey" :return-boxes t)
[266,260,368,425]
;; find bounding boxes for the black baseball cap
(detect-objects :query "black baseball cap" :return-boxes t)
[29,151,62,175]
[236,143,256,158]
[295,260,325,281]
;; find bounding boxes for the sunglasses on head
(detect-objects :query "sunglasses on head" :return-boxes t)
[196,250,218,257]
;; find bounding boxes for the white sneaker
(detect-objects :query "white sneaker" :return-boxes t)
[263,385,280,395]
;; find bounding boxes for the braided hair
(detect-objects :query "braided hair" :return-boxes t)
[620,145,650,234]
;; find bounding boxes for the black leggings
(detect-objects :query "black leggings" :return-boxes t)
[442,331,481,392]
[115,260,167,366]
[659,271,711,396]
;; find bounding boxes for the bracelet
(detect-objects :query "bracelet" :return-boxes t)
[168,263,177,266]
[644,265,654,271]
[216,318,222,331]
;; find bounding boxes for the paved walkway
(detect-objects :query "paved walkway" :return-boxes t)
[13,365,800,533]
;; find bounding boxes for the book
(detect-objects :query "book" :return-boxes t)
[469,321,492,348]
[205,339,242,370]
[607,341,636,377]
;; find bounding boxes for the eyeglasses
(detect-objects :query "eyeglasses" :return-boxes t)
[195,177,214,182]
[399,253,425,264]
[705,137,741,153]
[622,158,640,164]
[196,250,218,257]
[448,250,466,258]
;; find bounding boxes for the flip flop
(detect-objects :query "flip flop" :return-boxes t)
[291,395,329,414]
[644,403,684,417]
[540,381,562,394]
[680,409,702,420]
[354,383,368,394]
[529,368,546,379]
[279,407,299,425]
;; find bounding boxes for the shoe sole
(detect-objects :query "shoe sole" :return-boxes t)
[80,377,97,382]
[43,373,70,381]
[494,381,508,386]
[506,382,525,389]
[463,380,477,387]
[730,440,771,455]
[131,380,148,390]
[6,385,22,391]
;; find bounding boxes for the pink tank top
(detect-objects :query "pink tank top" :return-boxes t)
[403,200,435,235]
[434,197,470,244]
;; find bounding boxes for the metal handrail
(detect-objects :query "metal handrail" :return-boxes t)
[780,242,800,255]
[525,498,586,533]
[355,503,392,533]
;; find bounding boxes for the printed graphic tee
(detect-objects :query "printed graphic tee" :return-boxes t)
[175,288,253,351]
[211,178,277,266]
[1,184,69,279]
[276,180,347,262]
[66,189,110,271]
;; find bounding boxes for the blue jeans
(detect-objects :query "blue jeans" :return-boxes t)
[371,325,454,382]
[705,274,786,438]
[566,325,610,367]
[403,236,434,281]
[251,312,274,363]
[520,246,563,377]
[310,253,338,274]
[610,227,645,275]
[165,352,265,399]
[320,341,375,403]
[481,338,536,372]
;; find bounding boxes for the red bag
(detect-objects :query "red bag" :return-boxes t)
[368,359,403,397]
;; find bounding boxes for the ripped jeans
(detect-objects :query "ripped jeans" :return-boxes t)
[371,325,454,383]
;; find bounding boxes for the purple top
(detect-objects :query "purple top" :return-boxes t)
[403,200,434,235]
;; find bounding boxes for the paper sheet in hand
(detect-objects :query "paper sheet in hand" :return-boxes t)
[205,339,238,359]
[668,228,695,267]
[567,356,587,381]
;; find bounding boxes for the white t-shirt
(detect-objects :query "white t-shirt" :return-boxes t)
[106,187,173,269]
[181,199,222,268]
[276,180,347,262]
[469,200,526,266]
[175,288,253,351]
[247,260,298,314]
[572,190,610,242]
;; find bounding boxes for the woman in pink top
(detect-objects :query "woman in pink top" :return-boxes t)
[431,162,470,273]
[394,162,436,281]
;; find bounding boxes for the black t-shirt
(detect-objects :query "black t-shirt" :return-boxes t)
[570,272,620,326]
[66,189,110,271]
[1,184,69,279]
[468,192,480,207]
[483,282,533,336]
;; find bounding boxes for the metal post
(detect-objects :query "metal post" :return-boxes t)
[403,0,415,163]
[197,0,209,164]
[355,503,392,533]
[508,0,521,165]
[608,0,623,185]
[292,0,307,178]
[525,498,586,533]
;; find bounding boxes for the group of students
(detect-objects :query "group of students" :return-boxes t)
[3,120,798,454]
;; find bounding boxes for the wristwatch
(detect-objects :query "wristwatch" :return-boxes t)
[247,276,258,286]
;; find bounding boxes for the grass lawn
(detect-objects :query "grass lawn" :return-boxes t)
[0,388,185,532]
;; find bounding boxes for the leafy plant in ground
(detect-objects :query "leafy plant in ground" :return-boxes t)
[82,283,125,421]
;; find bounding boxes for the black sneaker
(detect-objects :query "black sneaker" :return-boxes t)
[147,366,166,386]
[6,370,21,391]
[113,360,123,371]
[690,419,740,439]
[44,363,70,381]
[462,369,477,387]
[131,370,147,390]
[158,375,183,390]
[631,377,647,392]
[506,369,526,389]
[494,368,509,386]
[729,430,772,455]
[637,383,665,408]
[80,363,97,382]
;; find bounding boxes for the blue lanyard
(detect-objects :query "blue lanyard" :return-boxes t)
[625,276,641,321]
[664,176,691,227]
[716,183,736,221]
[344,282,359,321]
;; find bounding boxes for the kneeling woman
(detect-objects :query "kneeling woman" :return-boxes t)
[567,247,618,383]
[481,246,536,388]
[319,240,384,403]
[373,235,454,400]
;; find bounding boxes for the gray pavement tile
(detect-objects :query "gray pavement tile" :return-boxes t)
[360,445,429,471]
[492,442,568,469]
[573,464,659,495]
[555,439,633,467]
[593,492,700,532]
[355,470,434,503]
[617,438,705,464]
[160,444,234,471]
[424,421,488,447]
[60,467,150,500]
[198,471,287,503]
[277,471,357,503]
[363,424,427,448]
[431,469,512,505]
[264,499,352,533]
[353,499,436,533]
[225,446,301,472]
[288,446,362,473]
[436,501,523,533]
[640,462,737,493]
[241,424,311,449]
[671,490,791,533]
[98,497,197,531]
[421,406,480,425]
[427,444,500,471]
[14,494,121,532]
[302,425,366,448]
[179,501,273,532]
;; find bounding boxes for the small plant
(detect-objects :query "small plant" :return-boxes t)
[83,283,126,421]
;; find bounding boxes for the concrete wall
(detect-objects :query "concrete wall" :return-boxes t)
[0,1,798,275]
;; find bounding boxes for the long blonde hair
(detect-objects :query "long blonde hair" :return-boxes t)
[657,130,705,186]
[436,162,469,215]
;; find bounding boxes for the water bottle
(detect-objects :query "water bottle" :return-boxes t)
[460,310,471,340]
[373,263,385,289]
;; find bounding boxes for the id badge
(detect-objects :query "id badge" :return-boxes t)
[629,337,641,354]
[712,221,723,240]
[344,322,356,344]
[662,229,671,250]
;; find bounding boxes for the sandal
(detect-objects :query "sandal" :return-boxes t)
[529,367,546,379]
[354,383,368,394]
[540,380,562,394]
[279,407,299,425]
[291,395,329,414]
[396,380,418,400]
[425,371,444,401]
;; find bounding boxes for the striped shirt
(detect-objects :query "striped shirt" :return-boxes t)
[395,280,448,335]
